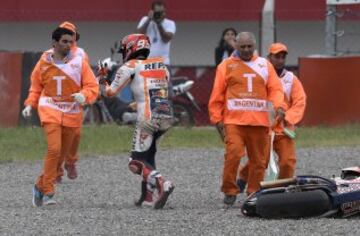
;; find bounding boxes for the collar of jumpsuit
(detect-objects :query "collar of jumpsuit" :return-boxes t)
[232,50,258,62]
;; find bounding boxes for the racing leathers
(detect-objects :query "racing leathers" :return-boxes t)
[105,56,174,207]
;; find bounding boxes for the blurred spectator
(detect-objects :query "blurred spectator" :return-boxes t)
[137,0,176,66]
[215,28,237,66]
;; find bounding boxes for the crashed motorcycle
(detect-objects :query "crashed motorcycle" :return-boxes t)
[242,166,360,218]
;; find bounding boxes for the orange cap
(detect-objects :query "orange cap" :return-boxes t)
[268,42,288,54]
[59,21,77,33]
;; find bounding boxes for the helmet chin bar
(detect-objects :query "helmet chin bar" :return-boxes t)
[124,48,150,62]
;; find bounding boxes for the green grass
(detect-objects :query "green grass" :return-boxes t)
[0,124,359,162]
[295,125,360,148]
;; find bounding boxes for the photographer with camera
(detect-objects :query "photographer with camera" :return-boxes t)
[137,0,176,66]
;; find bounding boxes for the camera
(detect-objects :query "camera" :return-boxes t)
[153,11,162,20]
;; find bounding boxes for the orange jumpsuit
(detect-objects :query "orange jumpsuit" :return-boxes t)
[24,52,98,196]
[42,46,90,180]
[239,70,306,181]
[208,54,284,195]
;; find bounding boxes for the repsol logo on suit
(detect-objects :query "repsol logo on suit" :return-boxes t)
[144,62,165,70]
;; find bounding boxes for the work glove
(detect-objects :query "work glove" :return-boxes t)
[275,107,286,123]
[22,105,32,118]
[71,92,86,105]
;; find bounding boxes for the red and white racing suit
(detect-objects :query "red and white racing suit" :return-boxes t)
[105,57,172,195]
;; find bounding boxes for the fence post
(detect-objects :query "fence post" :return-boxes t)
[261,0,275,56]
[325,4,337,55]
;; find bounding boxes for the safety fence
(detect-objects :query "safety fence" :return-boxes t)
[334,5,360,55]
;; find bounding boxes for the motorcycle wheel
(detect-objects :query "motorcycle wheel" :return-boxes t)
[83,104,103,125]
[256,189,332,218]
[172,103,195,128]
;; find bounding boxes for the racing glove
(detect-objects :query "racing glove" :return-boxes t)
[96,60,110,85]
[96,60,108,77]
[22,105,32,118]
[71,92,86,105]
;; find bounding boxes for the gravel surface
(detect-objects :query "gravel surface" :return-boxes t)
[0,147,359,235]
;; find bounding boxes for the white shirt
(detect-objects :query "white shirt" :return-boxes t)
[137,16,176,65]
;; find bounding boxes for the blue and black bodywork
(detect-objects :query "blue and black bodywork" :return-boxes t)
[242,170,360,218]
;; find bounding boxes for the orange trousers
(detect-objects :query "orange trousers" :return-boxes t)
[222,125,270,196]
[36,123,81,195]
[56,130,80,179]
[239,134,296,183]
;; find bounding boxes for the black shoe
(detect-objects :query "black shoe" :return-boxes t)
[223,195,236,205]
[236,179,247,193]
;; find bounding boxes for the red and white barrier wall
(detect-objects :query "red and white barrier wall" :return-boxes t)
[1,51,360,127]
[299,56,360,126]
[0,52,23,127]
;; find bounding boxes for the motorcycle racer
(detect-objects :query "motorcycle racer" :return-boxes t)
[102,34,174,209]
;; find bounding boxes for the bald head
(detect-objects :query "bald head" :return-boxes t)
[235,32,256,61]
[236,32,256,44]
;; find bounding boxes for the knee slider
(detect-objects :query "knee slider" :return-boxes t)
[128,160,144,175]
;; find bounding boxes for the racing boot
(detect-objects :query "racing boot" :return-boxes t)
[154,177,175,209]
[143,191,154,207]
[135,181,154,207]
